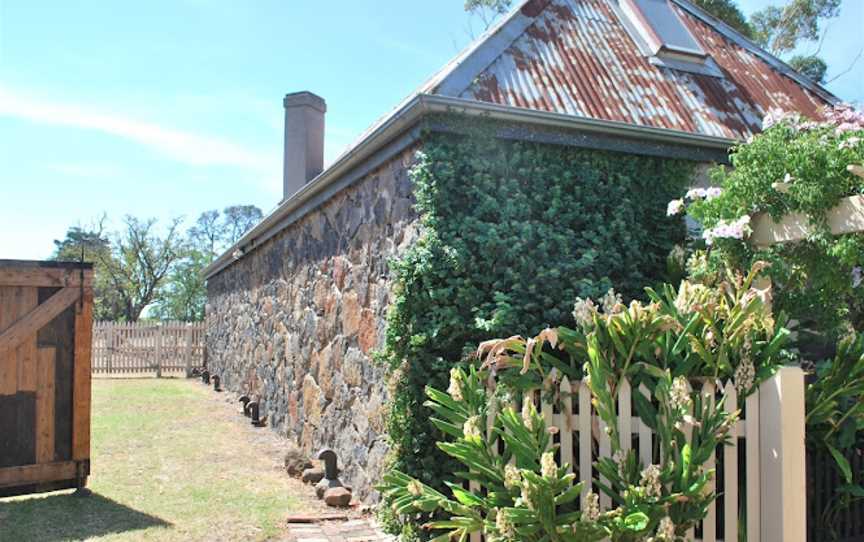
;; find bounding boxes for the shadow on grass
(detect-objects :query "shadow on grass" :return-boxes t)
[0,491,171,541]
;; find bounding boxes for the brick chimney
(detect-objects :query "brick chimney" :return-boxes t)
[282,91,326,201]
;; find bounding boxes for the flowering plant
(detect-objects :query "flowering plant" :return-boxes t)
[379,366,612,542]
[588,369,738,542]
[669,103,864,337]
[563,262,788,400]
[381,334,741,542]
[379,361,737,542]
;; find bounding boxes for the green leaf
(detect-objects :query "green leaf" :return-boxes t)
[827,443,853,483]
[623,512,650,531]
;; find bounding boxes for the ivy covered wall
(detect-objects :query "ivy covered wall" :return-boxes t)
[382,128,695,510]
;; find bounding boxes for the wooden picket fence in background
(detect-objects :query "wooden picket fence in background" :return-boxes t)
[91,321,204,377]
[468,367,806,542]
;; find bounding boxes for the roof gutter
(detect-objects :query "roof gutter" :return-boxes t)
[203,94,735,279]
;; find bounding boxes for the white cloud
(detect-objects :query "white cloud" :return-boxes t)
[0,87,279,170]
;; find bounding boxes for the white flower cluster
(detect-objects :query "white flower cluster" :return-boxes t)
[504,464,521,490]
[495,508,516,539]
[572,297,597,328]
[601,288,624,315]
[520,482,536,510]
[670,377,692,411]
[522,400,536,432]
[666,198,685,216]
[447,367,464,401]
[541,452,557,478]
[463,415,482,439]
[702,215,751,245]
[734,356,755,394]
[407,479,424,497]
[853,266,862,289]
[639,464,662,499]
[653,516,676,541]
[582,492,601,521]
[612,450,627,478]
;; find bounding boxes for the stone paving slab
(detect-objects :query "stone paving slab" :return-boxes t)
[286,518,395,542]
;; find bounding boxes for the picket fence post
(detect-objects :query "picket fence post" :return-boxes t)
[184,323,194,377]
[759,366,806,542]
[155,323,163,378]
[105,323,114,374]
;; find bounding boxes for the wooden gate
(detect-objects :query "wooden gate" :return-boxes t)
[0,260,93,497]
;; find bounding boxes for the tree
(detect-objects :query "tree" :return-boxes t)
[691,0,753,37]
[98,216,184,322]
[690,0,841,86]
[153,204,262,321]
[51,217,126,321]
[222,205,263,245]
[464,0,512,29]
[188,209,222,259]
[750,0,841,55]
[149,248,208,322]
[788,53,828,82]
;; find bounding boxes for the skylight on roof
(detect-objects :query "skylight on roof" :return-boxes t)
[618,0,707,58]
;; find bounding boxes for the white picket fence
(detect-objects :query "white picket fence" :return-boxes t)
[91,321,205,377]
[470,367,805,542]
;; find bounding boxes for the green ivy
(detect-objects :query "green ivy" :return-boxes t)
[381,125,693,536]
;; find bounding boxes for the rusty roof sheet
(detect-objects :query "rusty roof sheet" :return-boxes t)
[443,0,832,140]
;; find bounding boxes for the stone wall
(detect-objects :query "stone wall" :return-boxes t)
[205,148,419,500]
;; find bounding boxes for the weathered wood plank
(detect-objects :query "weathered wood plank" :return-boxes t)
[72,287,93,461]
[0,268,92,288]
[618,379,631,453]
[0,287,19,395]
[0,287,80,357]
[36,347,56,463]
[0,461,77,488]
[746,389,761,542]
[578,381,592,498]
[751,194,864,247]
[38,287,75,461]
[724,381,739,542]
[16,287,39,392]
[559,377,573,475]
[703,380,717,542]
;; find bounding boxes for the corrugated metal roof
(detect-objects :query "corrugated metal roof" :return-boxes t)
[447,0,831,140]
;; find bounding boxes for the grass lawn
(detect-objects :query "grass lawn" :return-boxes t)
[0,379,319,541]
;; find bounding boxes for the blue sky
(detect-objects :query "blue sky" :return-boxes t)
[1,0,862,260]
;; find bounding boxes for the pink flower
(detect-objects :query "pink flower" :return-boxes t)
[705,187,723,200]
[686,188,707,200]
[703,215,751,245]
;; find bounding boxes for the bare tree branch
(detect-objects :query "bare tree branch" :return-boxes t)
[826,46,864,84]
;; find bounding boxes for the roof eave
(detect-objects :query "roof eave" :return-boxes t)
[203,94,735,280]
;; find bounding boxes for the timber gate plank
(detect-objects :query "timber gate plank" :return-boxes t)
[0,260,93,498]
